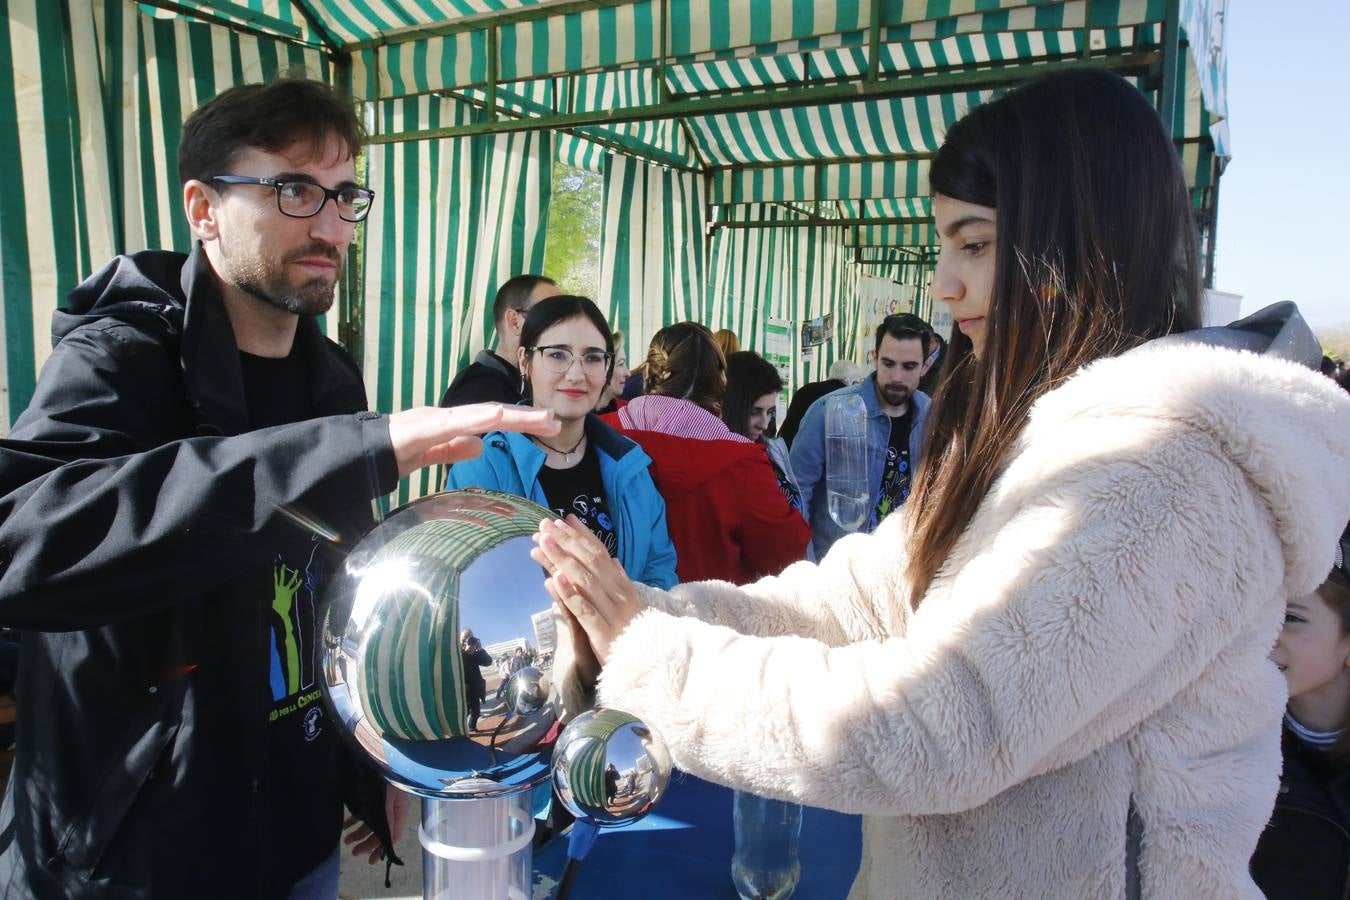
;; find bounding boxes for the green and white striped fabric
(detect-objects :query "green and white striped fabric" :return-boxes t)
[1,0,1231,453]
[597,153,706,366]
[362,94,551,505]
[702,220,862,386]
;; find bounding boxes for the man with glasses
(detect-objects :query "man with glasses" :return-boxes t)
[439,274,560,407]
[790,314,936,558]
[0,78,558,899]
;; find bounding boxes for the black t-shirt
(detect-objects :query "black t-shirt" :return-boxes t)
[240,348,344,892]
[874,407,914,523]
[536,442,619,557]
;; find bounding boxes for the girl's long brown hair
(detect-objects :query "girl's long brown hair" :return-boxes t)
[904,69,1202,609]
[645,321,728,415]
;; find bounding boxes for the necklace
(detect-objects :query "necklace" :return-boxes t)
[533,432,586,465]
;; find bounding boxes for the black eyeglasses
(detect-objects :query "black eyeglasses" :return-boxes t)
[210,175,374,223]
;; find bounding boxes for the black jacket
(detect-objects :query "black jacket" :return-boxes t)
[778,378,844,448]
[439,350,522,407]
[0,246,401,899]
[1251,726,1350,900]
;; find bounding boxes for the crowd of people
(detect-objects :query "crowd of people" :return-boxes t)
[0,67,1348,900]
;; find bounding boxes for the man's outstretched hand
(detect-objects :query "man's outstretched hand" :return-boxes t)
[388,404,559,478]
[343,784,412,865]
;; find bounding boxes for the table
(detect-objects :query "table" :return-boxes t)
[533,773,862,898]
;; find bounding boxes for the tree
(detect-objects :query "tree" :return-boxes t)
[1316,324,1350,363]
[543,163,603,301]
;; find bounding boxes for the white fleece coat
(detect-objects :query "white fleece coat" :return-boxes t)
[560,341,1350,898]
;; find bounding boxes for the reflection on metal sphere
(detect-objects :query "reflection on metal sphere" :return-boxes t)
[321,489,562,799]
[505,665,548,716]
[552,708,672,826]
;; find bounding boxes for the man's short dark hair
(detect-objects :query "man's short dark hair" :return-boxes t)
[875,313,933,358]
[493,275,557,329]
[177,78,365,186]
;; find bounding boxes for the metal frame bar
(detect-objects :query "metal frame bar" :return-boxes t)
[442,87,702,174]
[1079,0,1095,59]
[193,0,302,37]
[136,0,333,55]
[431,86,700,172]
[349,0,1152,57]
[288,0,344,55]
[368,52,1159,145]
[714,215,934,231]
[486,26,499,123]
[1158,0,1181,136]
[709,149,934,175]
[657,0,670,105]
[1202,165,1222,288]
[866,0,883,83]
[348,0,636,51]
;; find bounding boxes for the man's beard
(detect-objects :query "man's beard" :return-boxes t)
[879,383,912,406]
[230,242,342,317]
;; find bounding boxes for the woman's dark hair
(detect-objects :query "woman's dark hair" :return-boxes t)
[493,275,557,330]
[722,351,784,439]
[876,313,933,358]
[645,321,727,415]
[905,69,1203,608]
[178,77,365,185]
[518,295,615,401]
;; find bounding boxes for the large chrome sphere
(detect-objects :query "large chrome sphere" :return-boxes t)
[552,708,672,825]
[321,489,562,799]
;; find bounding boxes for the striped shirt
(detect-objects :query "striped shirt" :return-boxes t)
[616,394,752,442]
[1285,711,1341,750]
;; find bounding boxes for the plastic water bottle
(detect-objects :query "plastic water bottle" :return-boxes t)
[825,393,869,532]
[731,789,803,900]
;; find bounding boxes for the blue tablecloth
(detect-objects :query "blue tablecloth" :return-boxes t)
[534,773,862,898]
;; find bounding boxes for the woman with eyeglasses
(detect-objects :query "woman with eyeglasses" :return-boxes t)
[445,295,677,590]
[532,70,1350,898]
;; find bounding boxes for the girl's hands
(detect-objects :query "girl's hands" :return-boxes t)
[530,515,645,667]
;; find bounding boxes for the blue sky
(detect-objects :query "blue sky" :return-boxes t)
[1213,0,1350,329]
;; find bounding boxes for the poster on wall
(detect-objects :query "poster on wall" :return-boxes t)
[800,314,833,348]
[764,319,793,424]
[857,276,917,361]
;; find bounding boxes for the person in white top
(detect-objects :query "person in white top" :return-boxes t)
[531,68,1350,899]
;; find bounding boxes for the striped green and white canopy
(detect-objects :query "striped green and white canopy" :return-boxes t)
[0,0,1229,500]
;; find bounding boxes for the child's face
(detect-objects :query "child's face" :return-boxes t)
[1271,590,1350,699]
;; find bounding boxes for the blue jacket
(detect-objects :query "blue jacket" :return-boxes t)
[445,415,679,590]
[788,373,931,559]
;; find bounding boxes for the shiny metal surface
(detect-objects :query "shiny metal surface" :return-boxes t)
[321,489,561,799]
[551,708,672,825]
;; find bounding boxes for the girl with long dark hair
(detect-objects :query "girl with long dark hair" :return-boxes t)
[533,70,1350,897]
[721,350,804,516]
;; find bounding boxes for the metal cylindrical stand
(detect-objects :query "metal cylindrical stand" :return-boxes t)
[420,786,534,900]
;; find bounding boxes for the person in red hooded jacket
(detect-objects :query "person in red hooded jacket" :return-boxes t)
[601,322,810,585]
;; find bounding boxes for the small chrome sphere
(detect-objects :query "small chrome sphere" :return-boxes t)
[321,489,562,799]
[551,708,672,825]
[505,665,548,716]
